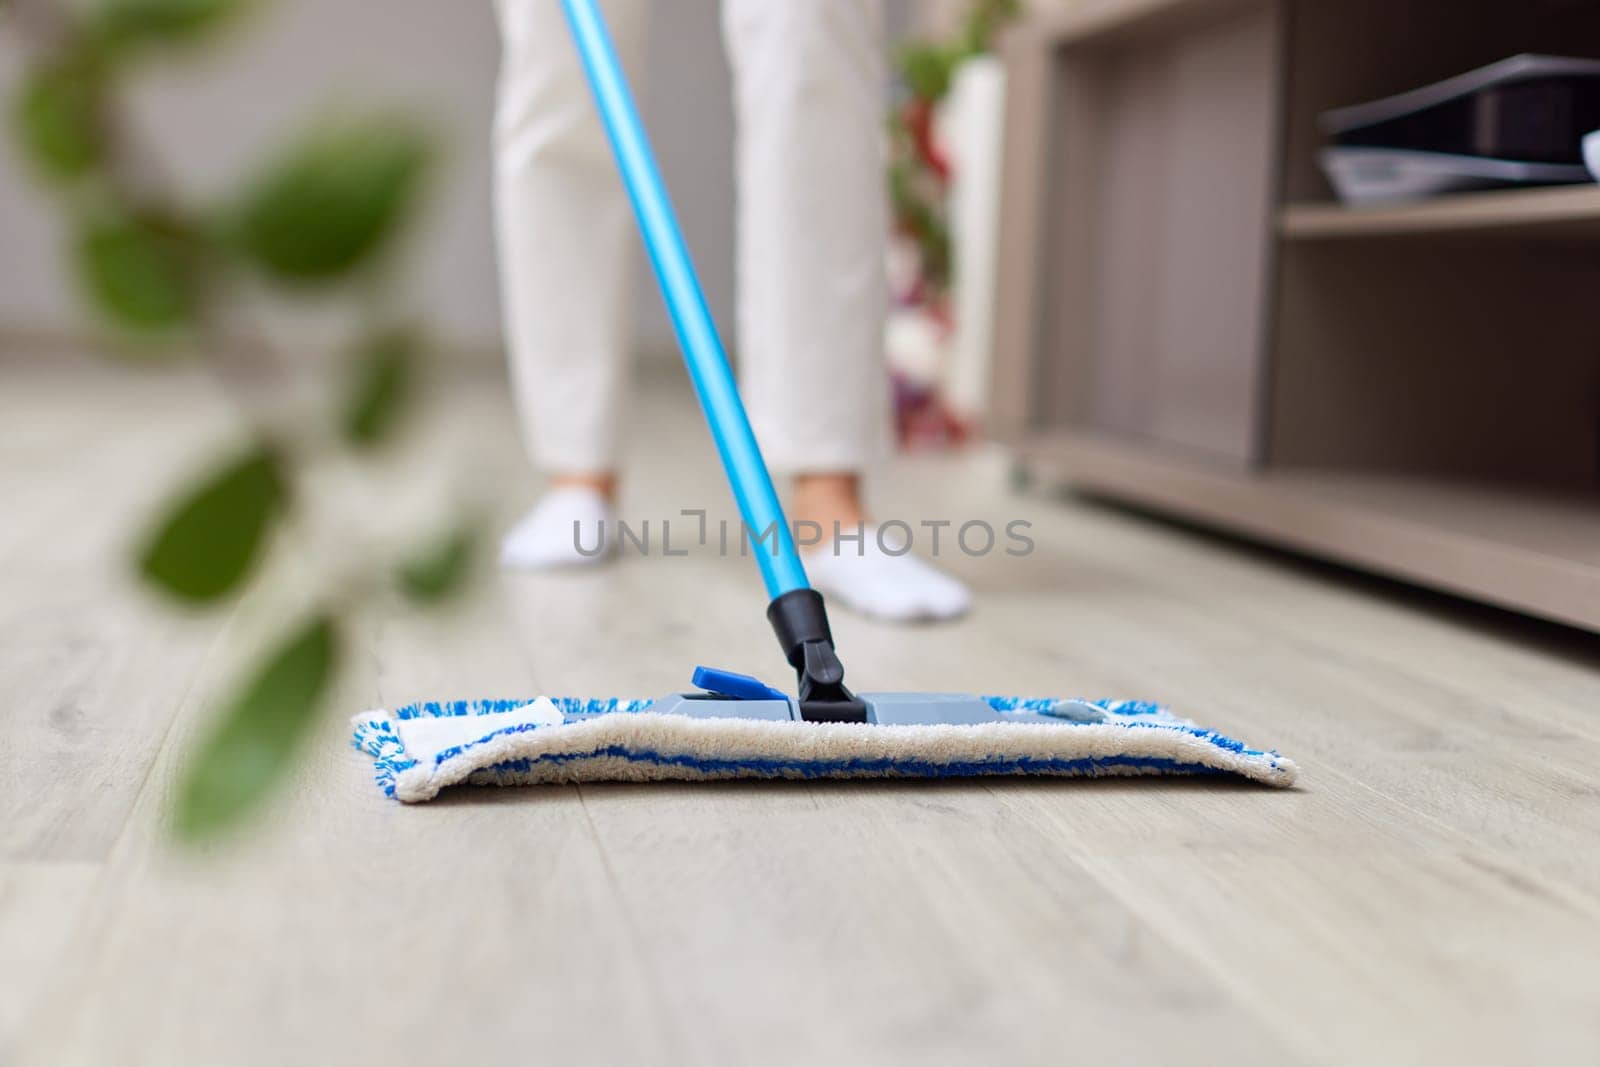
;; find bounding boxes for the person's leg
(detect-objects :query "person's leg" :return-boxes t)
[492,0,646,568]
[721,0,969,621]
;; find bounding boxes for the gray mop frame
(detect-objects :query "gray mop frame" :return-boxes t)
[650,693,1064,727]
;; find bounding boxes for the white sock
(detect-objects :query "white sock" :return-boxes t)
[499,486,615,570]
[802,524,972,623]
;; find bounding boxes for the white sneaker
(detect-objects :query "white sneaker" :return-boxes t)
[803,524,972,623]
[499,486,615,570]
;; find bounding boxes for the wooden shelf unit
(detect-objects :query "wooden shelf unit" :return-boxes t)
[991,0,1600,632]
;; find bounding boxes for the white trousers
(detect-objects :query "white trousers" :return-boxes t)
[492,0,890,474]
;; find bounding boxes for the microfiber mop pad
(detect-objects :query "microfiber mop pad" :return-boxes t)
[351,695,1297,802]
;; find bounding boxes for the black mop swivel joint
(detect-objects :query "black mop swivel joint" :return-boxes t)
[766,589,867,723]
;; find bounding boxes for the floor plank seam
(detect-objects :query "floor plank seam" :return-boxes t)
[980,783,1335,1066]
[573,785,700,1063]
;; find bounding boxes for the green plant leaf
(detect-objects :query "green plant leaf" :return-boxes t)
[887,160,951,289]
[230,117,432,283]
[396,520,479,606]
[11,58,105,182]
[341,326,419,448]
[96,0,245,46]
[172,613,340,841]
[74,209,204,332]
[138,444,286,604]
[898,42,958,102]
[959,0,1021,55]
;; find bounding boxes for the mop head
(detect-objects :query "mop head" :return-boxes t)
[351,695,1297,802]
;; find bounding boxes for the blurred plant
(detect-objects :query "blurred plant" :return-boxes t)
[884,0,1019,451]
[6,0,481,841]
[887,0,1020,303]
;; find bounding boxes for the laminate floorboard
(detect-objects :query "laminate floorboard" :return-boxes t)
[5,368,1597,1065]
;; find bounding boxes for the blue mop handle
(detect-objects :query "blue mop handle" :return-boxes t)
[561,0,807,599]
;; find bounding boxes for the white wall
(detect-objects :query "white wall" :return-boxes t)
[0,0,742,357]
[0,0,917,359]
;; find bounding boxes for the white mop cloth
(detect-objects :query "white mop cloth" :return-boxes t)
[352,696,1297,802]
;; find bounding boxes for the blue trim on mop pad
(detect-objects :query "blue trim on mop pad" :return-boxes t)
[350,697,1297,801]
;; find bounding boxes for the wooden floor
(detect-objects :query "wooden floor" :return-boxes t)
[4,365,1600,1066]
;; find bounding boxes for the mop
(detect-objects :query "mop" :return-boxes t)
[350,0,1297,801]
